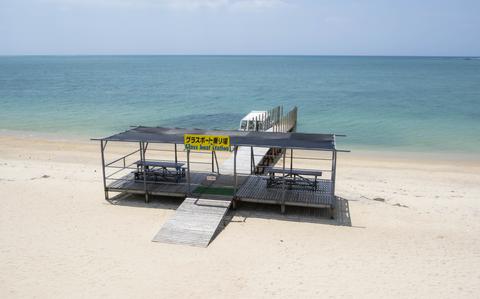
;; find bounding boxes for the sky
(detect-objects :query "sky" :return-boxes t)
[0,0,479,56]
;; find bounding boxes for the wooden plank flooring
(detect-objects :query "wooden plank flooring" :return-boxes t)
[236,175,334,208]
[220,146,270,175]
[108,170,333,209]
[107,172,207,197]
[152,197,232,247]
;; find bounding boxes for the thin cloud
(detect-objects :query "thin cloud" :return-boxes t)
[39,0,287,10]
[169,0,287,11]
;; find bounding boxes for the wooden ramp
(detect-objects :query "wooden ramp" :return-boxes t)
[152,197,232,247]
[220,146,270,175]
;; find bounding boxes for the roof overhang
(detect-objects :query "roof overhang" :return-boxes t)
[92,126,340,150]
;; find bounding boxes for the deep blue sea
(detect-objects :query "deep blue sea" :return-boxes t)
[1,55,479,154]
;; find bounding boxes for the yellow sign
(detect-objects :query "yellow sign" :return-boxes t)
[184,134,231,151]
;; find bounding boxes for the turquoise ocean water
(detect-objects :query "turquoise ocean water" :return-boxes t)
[0,56,479,154]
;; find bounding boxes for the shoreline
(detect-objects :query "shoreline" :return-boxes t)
[2,129,479,166]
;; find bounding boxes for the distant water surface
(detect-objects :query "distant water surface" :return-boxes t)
[0,55,479,154]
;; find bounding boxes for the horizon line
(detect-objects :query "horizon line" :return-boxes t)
[0,53,479,58]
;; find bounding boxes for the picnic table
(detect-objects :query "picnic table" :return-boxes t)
[266,167,322,191]
[134,160,186,183]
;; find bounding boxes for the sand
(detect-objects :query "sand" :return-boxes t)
[1,134,479,298]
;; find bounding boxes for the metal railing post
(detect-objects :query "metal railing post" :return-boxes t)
[211,150,214,173]
[332,150,337,196]
[281,148,286,213]
[250,146,254,174]
[213,151,220,174]
[186,149,191,195]
[233,146,238,196]
[174,143,178,164]
[100,140,108,200]
[290,148,293,172]
[140,141,149,203]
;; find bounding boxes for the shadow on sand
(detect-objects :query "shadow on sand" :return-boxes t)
[106,193,184,211]
[107,193,352,227]
[223,196,352,227]
[107,193,355,245]
[207,196,354,243]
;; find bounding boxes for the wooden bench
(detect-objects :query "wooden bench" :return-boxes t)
[266,167,322,191]
[134,160,186,183]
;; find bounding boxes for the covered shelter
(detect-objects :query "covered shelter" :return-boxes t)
[92,126,347,215]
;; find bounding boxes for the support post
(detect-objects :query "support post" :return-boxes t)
[232,148,237,208]
[213,151,220,174]
[290,148,293,172]
[332,150,337,196]
[186,149,191,195]
[143,142,149,153]
[174,143,178,164]
[250,146,254,174]
[233,146,238,197]
[211,150,214,173]
[100,140,108,200]
[330,150,337,219]
[140,142,149,203]
[281,148,286,213]
[280,106,283,132]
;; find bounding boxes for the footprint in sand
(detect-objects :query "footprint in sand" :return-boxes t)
[30,174,50,180]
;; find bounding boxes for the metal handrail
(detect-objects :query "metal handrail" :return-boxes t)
[105,149,140,167]
[105,167,136,179]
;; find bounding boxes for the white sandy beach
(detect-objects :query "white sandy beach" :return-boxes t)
[1,134,480,298]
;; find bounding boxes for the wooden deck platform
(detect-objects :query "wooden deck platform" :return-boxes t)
[107,172,207,197]
[236,175,334,208]
[152,197,232,247]
[108,171,333,208]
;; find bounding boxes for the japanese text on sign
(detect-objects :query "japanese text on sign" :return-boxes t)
[184,134,230,151]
